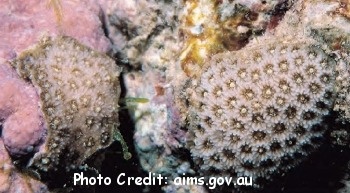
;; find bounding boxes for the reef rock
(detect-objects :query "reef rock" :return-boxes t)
[103,0,183,69]
[0,140,48,193]
[0,0,111,64]
[180,0,293,77]
[0,63,45,157]
[109,0,196,191]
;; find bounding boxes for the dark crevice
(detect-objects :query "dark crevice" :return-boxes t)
[99,8,109,39]
[143,24,166,52]
[0,121,2,137]
[92,72,160,193]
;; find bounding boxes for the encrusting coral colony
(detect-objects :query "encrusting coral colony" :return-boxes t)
[2,0,350,192]
[11,36,127,173]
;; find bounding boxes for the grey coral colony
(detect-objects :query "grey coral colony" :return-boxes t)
[187,37,336,187]
[11,36,123,173]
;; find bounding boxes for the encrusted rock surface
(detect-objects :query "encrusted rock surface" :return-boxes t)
[103,0,183,70]
[0,63,45,157]
[0,0,111,64]
[106,0,196,192]
[0,140,48,193]
[180,0,293,77]
[124,70,192,184]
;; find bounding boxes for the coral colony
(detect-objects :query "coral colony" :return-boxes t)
[187,37,336,187]
[11,36,129,173]
[182,0,350,190]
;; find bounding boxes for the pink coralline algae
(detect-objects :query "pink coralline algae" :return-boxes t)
[0,0,111,63]
[0,62,47,192]
[0,63,45,157]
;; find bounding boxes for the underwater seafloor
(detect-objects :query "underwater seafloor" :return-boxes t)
[1,0,350,193]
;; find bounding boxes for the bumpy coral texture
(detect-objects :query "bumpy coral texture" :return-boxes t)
[11,36,122,173]
[188,38,336,186]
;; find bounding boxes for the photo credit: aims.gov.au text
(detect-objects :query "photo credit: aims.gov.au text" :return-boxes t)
[73,172,253,190]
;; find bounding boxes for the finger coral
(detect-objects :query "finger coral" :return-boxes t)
[187,36,337,187]
[11,36,123,174]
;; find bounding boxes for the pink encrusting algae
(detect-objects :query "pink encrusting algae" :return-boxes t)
[0,63,46,157]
